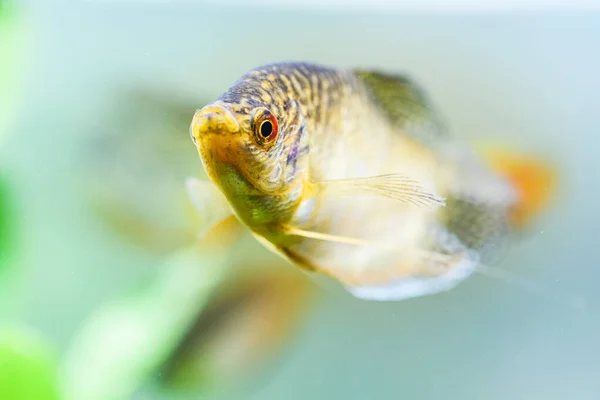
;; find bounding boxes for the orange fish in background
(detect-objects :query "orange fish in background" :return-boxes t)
[187,62,556,302]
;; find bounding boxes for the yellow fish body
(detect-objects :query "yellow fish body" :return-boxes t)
[188,62,555,301]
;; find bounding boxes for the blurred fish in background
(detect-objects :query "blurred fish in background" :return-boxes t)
[159,263,311,394]
[80,89,204,254]
[63,87,314,400]
[2,5,315,397]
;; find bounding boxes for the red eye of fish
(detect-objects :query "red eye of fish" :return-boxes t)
[253,110,279,147]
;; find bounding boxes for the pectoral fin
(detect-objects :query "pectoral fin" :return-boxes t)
[185,177,235,240]
[314,174,445,209]
[284,226,452,265]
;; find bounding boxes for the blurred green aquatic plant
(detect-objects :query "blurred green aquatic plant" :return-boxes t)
[62,219,312,400]
[68,89,315,399]
[159,261,311,394]
[0,0,31,141]
[0,0,25,275]
[0,175,13,271]
[62,220,243,400]
[0,325,62,400]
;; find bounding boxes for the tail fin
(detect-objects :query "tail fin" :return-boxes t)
[479,146,557,229]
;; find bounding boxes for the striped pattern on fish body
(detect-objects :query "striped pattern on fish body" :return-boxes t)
[189,62,555,301]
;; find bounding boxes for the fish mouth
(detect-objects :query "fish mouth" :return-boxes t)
[194,133,242,187]
[190,103,240,144]
[190,103,248,187]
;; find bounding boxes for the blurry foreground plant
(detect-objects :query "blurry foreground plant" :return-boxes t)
[65,89,315,399]
[159,261,311,394]
[0,325,62,400]
[0,175,14,273]
[0,0,27,281]
[62,219,241,400]
[62,216,312,400]
[0,0,31,141]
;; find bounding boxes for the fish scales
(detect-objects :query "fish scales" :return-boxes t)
[189,62,556,301]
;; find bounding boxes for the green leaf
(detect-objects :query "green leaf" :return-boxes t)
[0,326,62,400]
[61,241,240,400]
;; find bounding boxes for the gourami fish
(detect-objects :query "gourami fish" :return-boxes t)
[187,62,556,301]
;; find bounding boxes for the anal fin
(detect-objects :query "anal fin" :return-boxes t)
[345,253,478,301]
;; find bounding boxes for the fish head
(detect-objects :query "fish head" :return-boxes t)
[190,96,308,228]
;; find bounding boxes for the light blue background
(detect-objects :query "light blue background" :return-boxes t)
[3,2,600,399]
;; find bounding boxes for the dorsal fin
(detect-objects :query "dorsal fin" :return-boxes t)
[441,196,512,264]
[353,69,448,146]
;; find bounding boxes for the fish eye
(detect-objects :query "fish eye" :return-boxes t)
[252,108,279,147]
[259,120,273,138]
